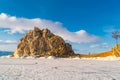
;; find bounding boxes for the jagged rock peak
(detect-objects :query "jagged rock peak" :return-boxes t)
[12,27,74,57]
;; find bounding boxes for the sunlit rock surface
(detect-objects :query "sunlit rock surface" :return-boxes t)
[13,27,74,57]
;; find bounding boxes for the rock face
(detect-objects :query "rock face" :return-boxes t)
[13,27,74,57]
[111,44,120,57]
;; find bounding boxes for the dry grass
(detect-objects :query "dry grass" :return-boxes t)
[79,51,113,58]
[79,44,120,58]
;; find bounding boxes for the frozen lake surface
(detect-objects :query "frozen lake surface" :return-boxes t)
[0,58,120,80]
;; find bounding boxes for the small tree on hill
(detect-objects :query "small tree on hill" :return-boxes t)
[112,30,120,46]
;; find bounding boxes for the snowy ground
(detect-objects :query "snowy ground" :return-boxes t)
[0,56,120,80]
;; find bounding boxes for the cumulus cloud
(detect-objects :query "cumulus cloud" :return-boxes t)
[90,42,109,48]
[0,40,17,44]
[0,13,100,43]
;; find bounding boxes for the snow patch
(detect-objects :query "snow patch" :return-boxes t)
[39,56,47,59]
[81,56,120,61]
[47,56,57,59]
[72,57,80,60]
[0,55,11,58]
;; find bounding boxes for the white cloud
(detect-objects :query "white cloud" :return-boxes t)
[104,26,120,33]
[90,44,100,48]
[0,13,100,43]
[0,40,17,44]
[102,42,108,45]
[90,42,109,48]
[102,42,109,48]
[0,44,17,51]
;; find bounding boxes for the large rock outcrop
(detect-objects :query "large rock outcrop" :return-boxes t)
[13,27,74,57]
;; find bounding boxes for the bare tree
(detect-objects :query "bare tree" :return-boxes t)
[112,30,120,45]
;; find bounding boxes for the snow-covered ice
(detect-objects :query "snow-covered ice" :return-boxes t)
[0,57,120,80]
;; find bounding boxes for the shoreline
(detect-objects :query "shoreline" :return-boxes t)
[1,55,120,61]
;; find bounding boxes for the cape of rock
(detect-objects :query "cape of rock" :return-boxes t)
[13,27,74,57]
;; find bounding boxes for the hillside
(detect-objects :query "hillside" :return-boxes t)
[80,44,120,58]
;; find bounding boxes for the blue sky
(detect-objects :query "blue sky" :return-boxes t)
[0,0,120,53]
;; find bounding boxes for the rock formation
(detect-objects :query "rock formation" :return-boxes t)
[13,27,74,57]
[111,44,120,57]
